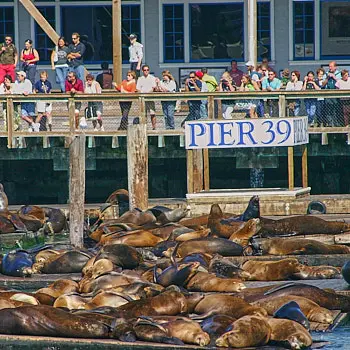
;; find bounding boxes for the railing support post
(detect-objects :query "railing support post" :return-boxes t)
[288,146,294,190]
[302,144,308,188]
[6,98,13,149]
[279,94,286,118]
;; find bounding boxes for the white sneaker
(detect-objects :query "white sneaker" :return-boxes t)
[33,123,40,132]
[27,126,33,132]
[100,126,105,131]
[94,128,99,131]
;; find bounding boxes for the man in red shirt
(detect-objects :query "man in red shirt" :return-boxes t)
[228,59,243,87]
[65,71,84,128]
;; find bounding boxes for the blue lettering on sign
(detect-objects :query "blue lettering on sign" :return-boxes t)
[293,118,307,143]
[277,120,291,144]
[262,120,276,144]
[189,123,206,147]
[236,121,257,145]
[206,122,216,146]
[218,122,235,146]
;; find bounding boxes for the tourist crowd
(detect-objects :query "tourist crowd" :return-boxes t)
[0,33,349,131]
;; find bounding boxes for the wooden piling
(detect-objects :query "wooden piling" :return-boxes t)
[193,149,204,193]
[6,98,13,149]
[127,124,148,210]
[69,135,86,248]
[302,144,308,188]
[288,146,294,190]
[187,150,194,194]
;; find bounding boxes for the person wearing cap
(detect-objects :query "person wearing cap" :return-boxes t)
[128,33,143,78]
[195,70,209,118]
[13,70,36,132]
[0,35,18,83]
[245,61,261,85]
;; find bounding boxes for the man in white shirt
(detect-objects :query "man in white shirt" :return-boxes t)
[129,33,143,78]
[13,70,36,131]
[136,64,157,129]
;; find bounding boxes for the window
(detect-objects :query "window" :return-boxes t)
[163,4,184,62]
[293,1,315,60]
[257,1,271,61]
[190,3,244,62]
[122,5,141,63]
[35,7,55,63]
[0,7,14,40]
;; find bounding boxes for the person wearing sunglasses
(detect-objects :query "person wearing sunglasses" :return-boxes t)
[0,36,18,83]
[67,32,86,82]
[262,70,281,117]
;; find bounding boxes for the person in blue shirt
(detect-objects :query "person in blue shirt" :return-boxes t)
[262,70,281,117]
[34,71,52,131]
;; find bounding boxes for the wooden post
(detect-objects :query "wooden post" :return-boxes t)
[302,144,308,188]
[187,150,194,194]
[279,95,286,118]
[69,135,86,248]
[193,149,204,193]
[139,96,146,124]
[203,149,210,191]
[112,0,122,84]
[6,98,13,149]
[127,124,148,210]
[288,146,294,190]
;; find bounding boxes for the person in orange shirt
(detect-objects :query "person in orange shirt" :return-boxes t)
[113,70,137,130]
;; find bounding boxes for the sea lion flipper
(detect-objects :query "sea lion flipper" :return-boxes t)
[263,282,304,296]
[189,310,216,320]
[170,242,180,267]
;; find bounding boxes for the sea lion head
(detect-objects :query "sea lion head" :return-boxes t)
[209,204,223,220]
[342,260,350,284]
[308,307,333,324]
[289,334,312,350]
[241,195,260,221]
[193,331,211,346]
[274,301,310,330]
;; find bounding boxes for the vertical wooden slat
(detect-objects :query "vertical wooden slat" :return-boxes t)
[139,96,146,124]
[279,94,286,118]
[288,146,294,190]
[207,95,214,120]
[127,124,148,210]
[6,98,13,149]
[203,148,210,191]
[302,144,308,188]
[69,135,86,248]
[193,149,204,193]
[187,149,194,194]
[112,0,122,84]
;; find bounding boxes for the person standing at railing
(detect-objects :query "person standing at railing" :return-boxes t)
[154,70,176,129]
[0,36,17,84]
[20,39,39,87]
[51,36,69,93]
[65,71,84,129]
[0,74,15,131]
[238,74,260,119]
[136,64,157,130]
[315,68,327,127]
[219,71,236,119]
[201,68,219,118]
[285,70,303,116]
[325,61,341,126]
[262,69,281,117]
[228,59,243,87]
[67,33,86,82]
[302,71,320,126]
[195,71,209,118]
[13,71,36,132]
[335,69,350,127]
[128,34,143,78]
[84,74,104,131]
[114,70,137,130]
[34,71,52,132]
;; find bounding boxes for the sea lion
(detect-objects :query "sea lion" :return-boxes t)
[260,215,350,237]
[101,229,163,247]
[175,228,210,242]
[180,253,212,269]
[240,195,260,221]
[152,240,178,257]
[17,214,43,232]
[0,305,111,338]
[149,206,190,225]
[267,318,312,350]
[1,250,33,277]
[293,264,341,280]
[0,184,8,211]
[342,260,350,284]
[115,208,157,226]
[36,279,79,299]
[273,301,310,329]
[193,294,267,319]
[186,271,246,292]
[200,315,236,342]
[256,237,350,255]
[18,205,45,222]
[95,244,142,269]
[254,295,333,324]
[208,255,251,279]
[241,258,301,281]
[42,207,67,234]
[165,237,243,258]
[106,188,129,205]
[84,291,135,309]
[53,293,91,309]
[215,315,271,348]
[228,218,261,246]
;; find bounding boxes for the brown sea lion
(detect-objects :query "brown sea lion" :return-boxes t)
[148,223,188,240]
[228,218,261,246]
[293,264,341,280]
[109,282,164,299]
[257,237,350,255]
[165,237,243,258]
[0,305,110,338]
[0,299,15,310]
[115,208,157,226]
[267,318,312,350]
[18,205,45,223]
[17,214,42,232]
[186,271,246,292]
[106,188,129,204]
[215,315,271,348]
[42,207,68,234]
[175,228,210,242]
[253,295,333,324]
[208,255,251,279]
[101,229,163,247]
[90,222,140,242]
[260,215,350,237]
[193,294,267,319]
[84,291,135,309]
[242,258,301,281]
[149,206,190,225]
[34,249,63,263]
[200,315,237,342]
[36,279,79,299]
[53,293,91,309]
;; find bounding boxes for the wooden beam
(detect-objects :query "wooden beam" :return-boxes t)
[187,150,194,194]
[127,124,148,210]
[19,0,59,44]
[302,144,308,188]
[6,98,13,149]
[112,0,122,84]
[69,135,86,248]
[193,149,204,193]
[288,146,294,190]
[203,148,210,191]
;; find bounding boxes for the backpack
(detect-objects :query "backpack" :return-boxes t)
[85,105,98,120]
[102,73,113,89]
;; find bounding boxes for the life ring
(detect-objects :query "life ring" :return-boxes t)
[307,201,327,215]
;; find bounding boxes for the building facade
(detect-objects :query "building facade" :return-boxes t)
[0,0,349,85]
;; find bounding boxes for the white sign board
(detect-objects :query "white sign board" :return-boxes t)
[185,117,309,149]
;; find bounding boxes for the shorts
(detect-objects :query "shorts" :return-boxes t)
[21,102,35,117]
[88,101,103,119]
[37,101,53,114]
[145,101,155,115]
[66,102,82,114]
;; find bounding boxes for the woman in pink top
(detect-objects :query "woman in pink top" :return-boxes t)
[336,69,350,126]
[20,39,39,86]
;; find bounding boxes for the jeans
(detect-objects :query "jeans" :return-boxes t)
[200,101,208,118]
[70,65,85,81]
[181,101,201,127]
[56,66,69,92]
[24,65,36,86]
[161,101,175,129]
[119,101,132,129]
[130,62,141,78]
[305,99,317,124]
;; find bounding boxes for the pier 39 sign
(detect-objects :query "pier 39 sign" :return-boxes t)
[185,117,309,149]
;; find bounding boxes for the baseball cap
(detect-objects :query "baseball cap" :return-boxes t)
[129,33,137,39]
[195,71,204,79]
[16,71,26,77]
[245,61,254,66]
